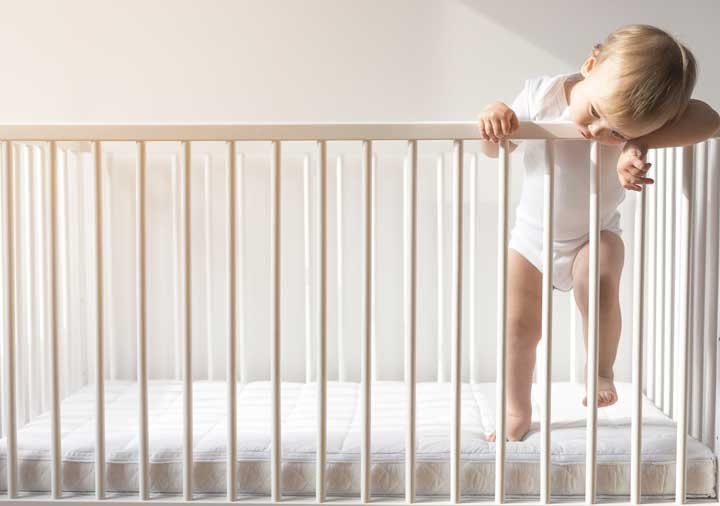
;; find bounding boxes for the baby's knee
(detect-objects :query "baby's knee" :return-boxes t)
[573,274,620,311]
[507,315,542,346]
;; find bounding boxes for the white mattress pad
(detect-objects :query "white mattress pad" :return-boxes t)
[0,380,715,498]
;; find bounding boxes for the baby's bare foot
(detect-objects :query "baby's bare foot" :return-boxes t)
[583,375,618,407]
[484,411,532,442]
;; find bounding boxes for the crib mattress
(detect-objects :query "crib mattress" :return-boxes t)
[0,380,716,498]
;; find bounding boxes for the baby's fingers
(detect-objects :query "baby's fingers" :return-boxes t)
[499,116,510,137]
[487,119,500,143]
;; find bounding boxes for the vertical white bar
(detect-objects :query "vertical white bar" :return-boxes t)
[36,146,49,412]
[15,145,26,428]
[48,141,62,499]
[436,154,445,383]
[2,141,18,498]
[204,154,214,382]
[664,147,675,417]
[181,141,194,501]
[646,150,656,402]
[335,155,346,383]
[92,142,106,500]
[655,149,666,409]
[304,154,313,384]
[270,140,282,502]
[171,154,182,381]
[103,153,117,383]
[61,148,72,399]
[83,150,95,395]
[469,153,477,384]
[675,145,694,504]
[630,169,647,504]
[361,140,373,503]
[226,140,238,502]
[671,147,697,422]
[135,141,150,501]
[585,141,600,505]
[26,146,37,419]
[316,140,328,503]
[691,142,708,440]
[703,139,719,446]
[371,152,378,382]
[495,141,509,504]
[237,153,247,385]
[405,140,418,504]
[450,140,463,504]
[540,140,554,504]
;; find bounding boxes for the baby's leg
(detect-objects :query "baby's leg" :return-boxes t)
[486,248,543,442]
[571,231,625,407]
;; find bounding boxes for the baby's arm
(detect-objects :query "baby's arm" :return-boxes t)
[616,100,719,191]
[628,99,720,150]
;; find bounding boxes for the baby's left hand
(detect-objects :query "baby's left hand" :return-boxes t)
[617,141,654,192]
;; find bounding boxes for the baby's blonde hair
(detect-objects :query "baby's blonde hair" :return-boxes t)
[592,24,696,132]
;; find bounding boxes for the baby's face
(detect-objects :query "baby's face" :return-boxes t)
[567,57,659,145]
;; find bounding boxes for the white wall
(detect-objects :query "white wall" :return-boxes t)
[2,1,717,386]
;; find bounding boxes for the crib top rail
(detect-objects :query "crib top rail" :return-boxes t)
[2,121,716,142]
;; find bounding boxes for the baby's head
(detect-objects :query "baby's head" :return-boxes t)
[567,24,696,145]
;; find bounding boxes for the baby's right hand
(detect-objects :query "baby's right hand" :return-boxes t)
[477,102,519,144]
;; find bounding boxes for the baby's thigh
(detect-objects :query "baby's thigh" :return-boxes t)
[506,249,544,340]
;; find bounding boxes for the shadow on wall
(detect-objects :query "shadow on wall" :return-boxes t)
[458,0,717,69]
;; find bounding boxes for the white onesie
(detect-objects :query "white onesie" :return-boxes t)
[508,72,626,292]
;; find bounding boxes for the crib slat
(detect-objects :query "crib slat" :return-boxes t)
[171,154,182,382]
[238,152,247,386]
[25,145,37,424]
[270,140,282,502]
[226,141,238,502]
[469,153,477,385]
[361,140,372,503]
[204,154,214,382]
[450,139,464,504]
[405,139,418,504]
[436,154,445,384]
[585,141,600,505]
[702,139,719,447]
[48,141,63,499]
[303,154,313,384]
[631,164,647,504]
[316,140,328,503]
[2,141,18,498]
[136,140,150,500]
[655,149,666,411]
[91,141,107,500]
[692,142,708,440]
[676,145,694,503]
[646,150,656,403]
[663,147,675,418]
[371,153,378,383]
[179,141,194,501]
[336,155,346,383]
[495,140,509,504]
[540,140,554,504]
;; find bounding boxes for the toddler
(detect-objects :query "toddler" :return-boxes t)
[477,24,720,441]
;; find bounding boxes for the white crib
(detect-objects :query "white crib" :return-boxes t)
[0,122,718,505]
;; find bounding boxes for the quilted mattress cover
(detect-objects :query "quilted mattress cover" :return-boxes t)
[0,380,716,498]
